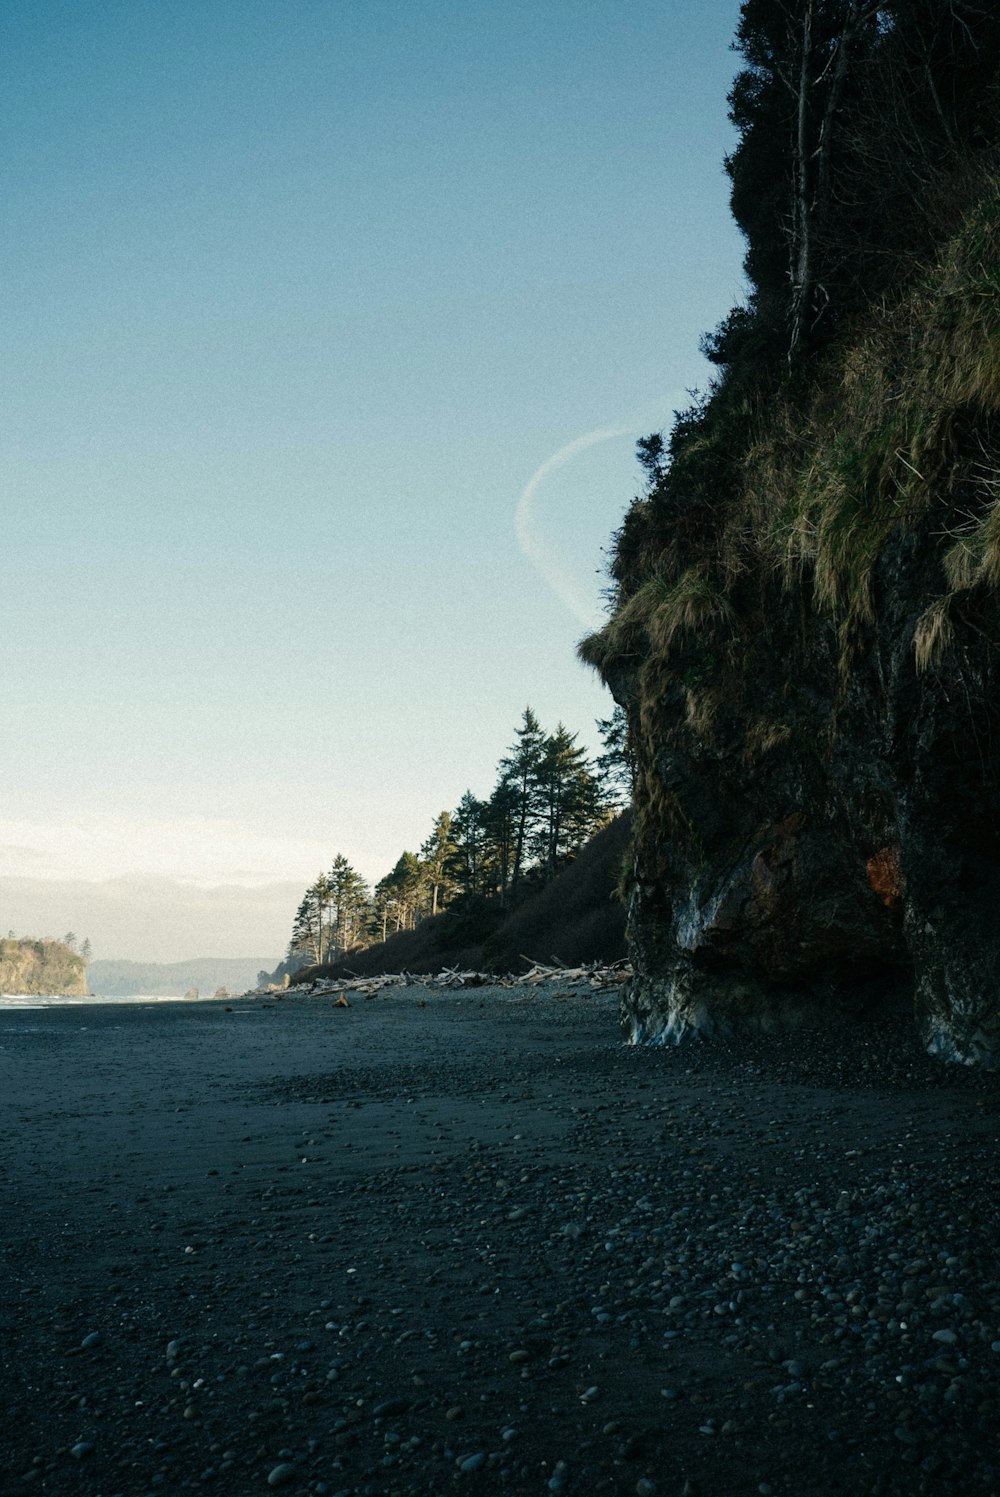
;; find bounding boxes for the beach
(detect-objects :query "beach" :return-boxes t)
[2,985,999,1496]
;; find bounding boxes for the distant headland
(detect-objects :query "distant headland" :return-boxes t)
[0,937,87,997]
[87,956,280,998]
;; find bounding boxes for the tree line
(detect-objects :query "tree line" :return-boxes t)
[282,708,630,972]
[608,0,1000,606]
[714,0,1000,370]
[5,930,92,960]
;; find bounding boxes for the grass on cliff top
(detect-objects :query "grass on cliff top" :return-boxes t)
[752,176,1000,636]
[578,568,734,676]
[581,171,1000,687]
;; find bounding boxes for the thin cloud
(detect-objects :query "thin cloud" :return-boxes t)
[513,392,696,625]
[0,814,334,886]
[514,424,632,627]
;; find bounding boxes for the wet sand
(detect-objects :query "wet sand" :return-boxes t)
[2,986,999,1496]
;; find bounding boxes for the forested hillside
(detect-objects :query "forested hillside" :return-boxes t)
[580,1,1000,1064]
[288,812,630,982]
[270,706,628,981]
[0,937,87,996]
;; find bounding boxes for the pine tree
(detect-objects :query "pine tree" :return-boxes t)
[312,874,333,964]
[420,812,458,918]
[451,791,489,896]
[595,706,634,809]
[498,707,547,903]
[379,852,422,932]
[328,855,371,958]
[484,780,519,906]
[290,893,318,966]
[536,725,606,880]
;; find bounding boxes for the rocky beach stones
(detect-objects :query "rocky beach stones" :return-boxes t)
[2,986,998,1495]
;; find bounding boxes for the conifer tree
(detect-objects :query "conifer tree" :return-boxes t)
[328,855,371,958]
[718,1,1000,368]
[484,779,519,905]
[451,791,489,896]
[290,889,325,966]
[595,706,634,809]
[420,811,458,917]
[378,852,422,932]
[498,707,547,904]
[536,725,606,880]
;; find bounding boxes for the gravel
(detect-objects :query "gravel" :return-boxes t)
[1,985,998,1495]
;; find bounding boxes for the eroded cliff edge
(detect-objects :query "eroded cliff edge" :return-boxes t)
[582,182,1000,1067]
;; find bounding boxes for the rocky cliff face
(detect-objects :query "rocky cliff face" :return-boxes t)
[583,184,1000,1066]
[0,938,87,996]
[608,524,1000,1067]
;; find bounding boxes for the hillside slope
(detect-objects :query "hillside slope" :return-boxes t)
[291,813,630,982]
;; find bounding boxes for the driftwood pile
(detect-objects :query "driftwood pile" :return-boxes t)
[256,959,631,1003]
[517,958,631,992]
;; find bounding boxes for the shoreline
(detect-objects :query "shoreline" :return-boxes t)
[3,984,999,1495]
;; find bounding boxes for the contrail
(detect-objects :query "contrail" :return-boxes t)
[514,423,632,627]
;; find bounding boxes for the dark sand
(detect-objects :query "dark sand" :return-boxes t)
[2,986,999,1497]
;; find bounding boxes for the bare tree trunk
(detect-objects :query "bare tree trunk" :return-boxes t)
[510,802,528,903]
[815,0,862,204]
[790,0,869,357]
[549,803,563,882]
[789,0,814,358]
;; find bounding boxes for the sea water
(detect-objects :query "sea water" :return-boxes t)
[0,993,204,1009]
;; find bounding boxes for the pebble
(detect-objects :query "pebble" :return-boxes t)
[80,1331,101,1349]
[267,1463,297,1487]
[373,1397,410,1418]
[7,995,1000,1497]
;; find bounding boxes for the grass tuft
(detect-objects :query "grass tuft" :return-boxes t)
[647,569,734,655]
[913,595,956,673]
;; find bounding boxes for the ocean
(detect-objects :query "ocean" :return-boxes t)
[0,993,214,1008]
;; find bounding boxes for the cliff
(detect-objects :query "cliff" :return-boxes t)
[0,938,87,996]
[582,178,1000,1066]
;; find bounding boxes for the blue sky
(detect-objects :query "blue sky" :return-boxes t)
[1,0,745,961]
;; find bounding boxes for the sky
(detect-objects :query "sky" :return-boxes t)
[1,0,746,962]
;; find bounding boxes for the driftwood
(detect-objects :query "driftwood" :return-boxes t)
[518,957,631,992]
[255,957,631,1003]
